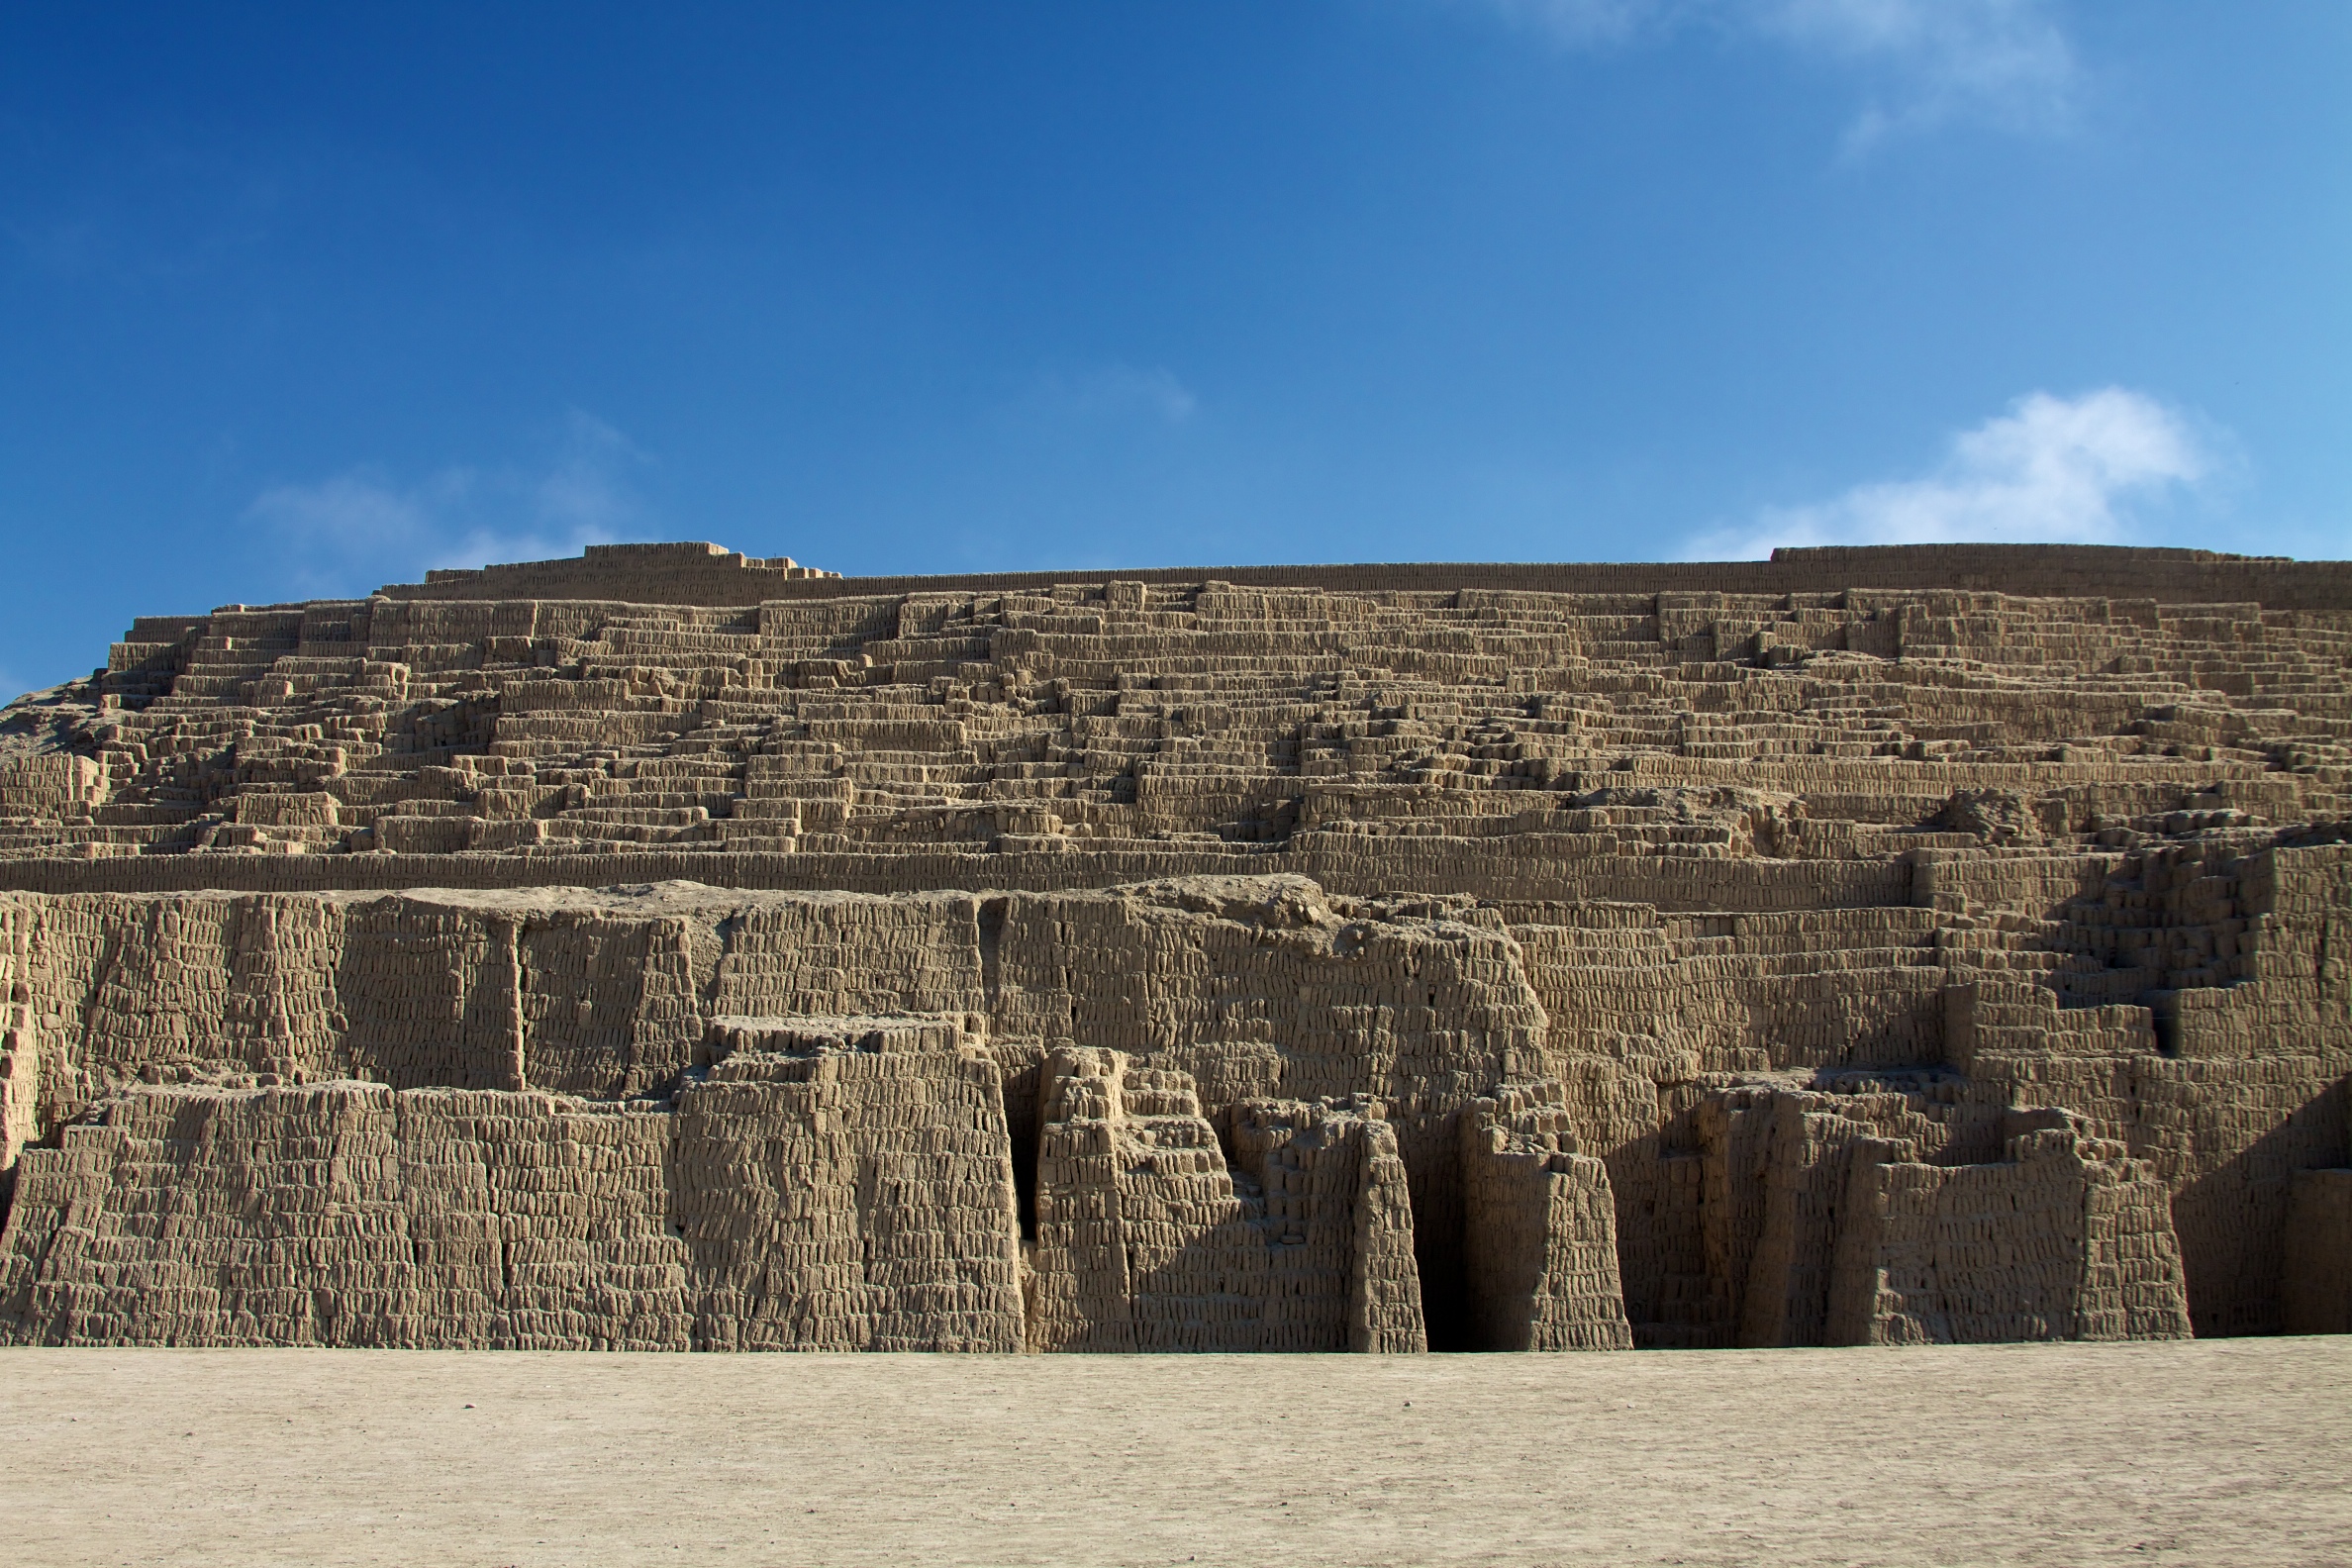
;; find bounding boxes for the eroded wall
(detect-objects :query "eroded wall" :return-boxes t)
[8,862,2328,1350]
[4,545,2349,1351]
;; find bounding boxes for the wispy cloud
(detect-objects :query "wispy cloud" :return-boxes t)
[1681,387,2218,559]
[247,411,646,594]
[1014,364,1199,428]
[1464,0,2080,149]
[1478,0,1673,48]
[3,138,288,285]
[1770,0,2075,151]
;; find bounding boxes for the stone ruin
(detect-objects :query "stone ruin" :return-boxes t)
[0,539,2347,1353]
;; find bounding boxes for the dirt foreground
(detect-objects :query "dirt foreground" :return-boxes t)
[2,1338,2346,1567]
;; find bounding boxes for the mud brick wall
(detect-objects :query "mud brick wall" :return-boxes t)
[5,543,2351,1352]
[674,1047,1023,1352]
[2076,1136,2197,1341]
[0,1050,1023,1351]
[1944,843,2352,1335]
[0,857,2339,1351]
[990,878,1545,1346]
[1025,1048,1427,1352]
[390,1089,688,1348]
[2284,1169,2352,1334]
[1344,1109,1428,1352]
[1826,1116,2190,1345]
[517,910,705,1097]
[1,903,38,1192]
[1230,1097,1427,1353]
[0,1083,692,1349]
[1734,1085,1994,1349]
[1459,1084,1634,1351]
[1026,1047,1281,1352]
[0,887,994,1135]
[378,541,2352,611]
[706,893,985,1021]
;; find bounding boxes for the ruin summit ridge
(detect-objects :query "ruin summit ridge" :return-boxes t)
[0,539,2348,1352]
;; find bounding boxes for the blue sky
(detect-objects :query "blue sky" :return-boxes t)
[1,2,2346,695]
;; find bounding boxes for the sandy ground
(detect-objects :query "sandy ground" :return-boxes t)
[1,1338,2346,1567]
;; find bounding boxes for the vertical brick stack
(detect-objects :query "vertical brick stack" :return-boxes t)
[0,1032,1024,1350]
[1027,1047,1284,1352]
[0,1083,690,1348]
[1026,1048,1429,1351]
[675,1032,1023,1351]
[1827,1111,2191,1345]
[1459,1083,1634,1351]
[2284,1168,2352,1333]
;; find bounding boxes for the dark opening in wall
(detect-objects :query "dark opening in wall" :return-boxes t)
[1011,1123,1038,1244]
[977,896,1007,1008]
[1418,1248,1476,1350]
[1406,1125,1476,1351]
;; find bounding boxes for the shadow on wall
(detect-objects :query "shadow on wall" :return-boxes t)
[2171,1079,2350,1336]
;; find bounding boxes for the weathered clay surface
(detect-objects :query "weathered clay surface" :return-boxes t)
[2,540,2348,1349]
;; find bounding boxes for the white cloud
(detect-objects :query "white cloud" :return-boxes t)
[1462,0,2079,147]
[1682,387,2216,560]
[247,410,643,593]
